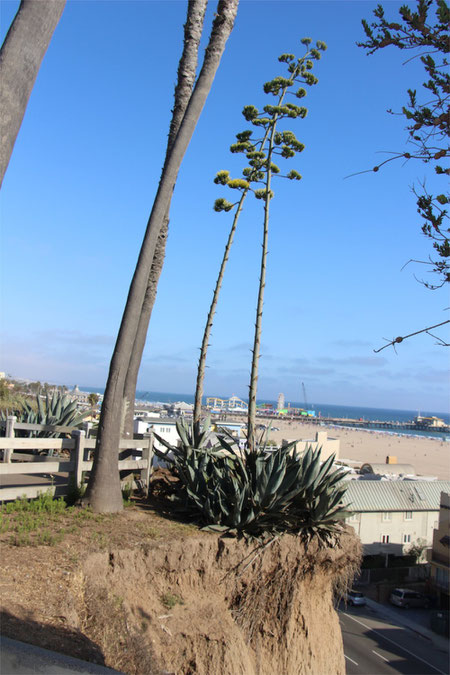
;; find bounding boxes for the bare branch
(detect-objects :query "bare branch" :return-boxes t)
[373,319,450,353]
[425,331,450,347]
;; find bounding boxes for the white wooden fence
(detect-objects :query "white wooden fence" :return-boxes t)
[0,416,153,502]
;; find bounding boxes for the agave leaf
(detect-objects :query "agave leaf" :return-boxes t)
[37,395,45,421]
[201,523,230,532]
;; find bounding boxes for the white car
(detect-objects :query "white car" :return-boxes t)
[345,590,366,606]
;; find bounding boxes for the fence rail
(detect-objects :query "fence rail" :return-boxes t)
[0,416,154,501]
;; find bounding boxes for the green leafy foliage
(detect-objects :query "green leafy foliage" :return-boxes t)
[213,197,235,212]
[358,0,449,288]
[153,421,350,543]
[1,391,90,438]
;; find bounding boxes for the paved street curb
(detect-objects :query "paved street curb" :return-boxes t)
[0,636,124,674]
[365,598,449,654]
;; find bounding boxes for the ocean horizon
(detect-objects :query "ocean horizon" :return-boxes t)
[80,385,450,427]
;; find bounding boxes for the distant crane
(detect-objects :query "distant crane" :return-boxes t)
[301,382,309,410]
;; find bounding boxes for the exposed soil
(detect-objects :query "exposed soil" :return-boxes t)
[0,494,361,674]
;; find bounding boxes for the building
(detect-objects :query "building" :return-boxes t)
[430,491,450,608]
[414,415,446,428]
[69,385,102,406]
[360,462,416,477]
[134,417,179,452]
[277,393,285,411]
[213,421,245,438]
[281,431,340,462]
[164,401,193,416]
[344,480,450,557]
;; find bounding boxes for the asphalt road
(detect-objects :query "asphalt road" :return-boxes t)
[339,607,449,675]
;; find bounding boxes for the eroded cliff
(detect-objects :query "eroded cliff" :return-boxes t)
[77,530,361,674]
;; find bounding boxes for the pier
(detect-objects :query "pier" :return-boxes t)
[286,416,450,434]
[248,412,450,434]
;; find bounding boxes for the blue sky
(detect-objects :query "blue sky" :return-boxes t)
[1,0,448,412]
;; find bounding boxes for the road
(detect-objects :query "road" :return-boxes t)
[339,607,449,675]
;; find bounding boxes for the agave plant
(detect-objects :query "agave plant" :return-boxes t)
[2,391,90,438]
[153,422,351,542]
[153,416,225,465]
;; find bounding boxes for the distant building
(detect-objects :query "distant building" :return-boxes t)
[134,417,179,453]
[69,385,100,405]
[344,480,450,557]
[430,491,449,608]
[213,421,245,438]
[414,415,447,428]
[164,401,193,416]
[360,462,416,477]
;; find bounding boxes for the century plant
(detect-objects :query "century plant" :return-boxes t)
[1,391,90,438]
[198,39,326,452]
[154,41,352,542]
[154,432,351,542]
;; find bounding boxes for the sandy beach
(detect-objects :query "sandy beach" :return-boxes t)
[237,418,449,480]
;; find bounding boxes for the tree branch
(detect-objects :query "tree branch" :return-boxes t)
[373,319,450,353]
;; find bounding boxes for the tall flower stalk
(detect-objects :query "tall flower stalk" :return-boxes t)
[194,40,326,449]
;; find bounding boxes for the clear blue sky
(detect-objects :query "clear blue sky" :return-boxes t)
[1,0,448,412]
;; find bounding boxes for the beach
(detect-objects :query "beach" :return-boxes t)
[247,418,449,480]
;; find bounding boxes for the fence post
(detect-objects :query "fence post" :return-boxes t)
[82,421,92,438]
[71,429,86,488]
[4,415,16,463]
[141,432,154,494]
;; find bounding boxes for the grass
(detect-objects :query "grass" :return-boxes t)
[0,491,111,547]
[0,489,204,550]
[161,592,185,610]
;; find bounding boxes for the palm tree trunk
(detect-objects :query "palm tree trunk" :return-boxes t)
[122,218,168,438]
[85,0,239,513]
[122,0,208,440]
[0,0,66,187]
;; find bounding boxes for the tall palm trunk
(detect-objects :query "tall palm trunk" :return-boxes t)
[122,0,208,439]
[0,0,66,187]
[122,219,168,438]
[85,0,239,513]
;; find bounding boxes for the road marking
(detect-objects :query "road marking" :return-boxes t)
[373,649,389,662]
[342,612,446,675]
[344,654,358,666]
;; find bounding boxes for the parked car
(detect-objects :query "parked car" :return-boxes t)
[389,588,430,609]
[345,590,366,606]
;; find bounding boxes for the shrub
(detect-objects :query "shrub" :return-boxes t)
[153,421,351,543]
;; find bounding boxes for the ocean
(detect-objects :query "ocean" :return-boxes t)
[81,386,449,439]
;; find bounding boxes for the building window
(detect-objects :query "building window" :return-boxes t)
[403,534,411,544]
[382,512,392,522]
[382,535,390,544]
[404,512,412,521]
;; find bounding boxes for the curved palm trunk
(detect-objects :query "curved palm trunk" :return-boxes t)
[193,191,247,426]
[86,0,239,513]
[122,218,168,438]
[122,0,208,440]
[0,0,66,187]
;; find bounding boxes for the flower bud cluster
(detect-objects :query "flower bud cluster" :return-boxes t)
[213,39,326,209]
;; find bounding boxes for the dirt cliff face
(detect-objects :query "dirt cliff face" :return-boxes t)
[78,530,361,674]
